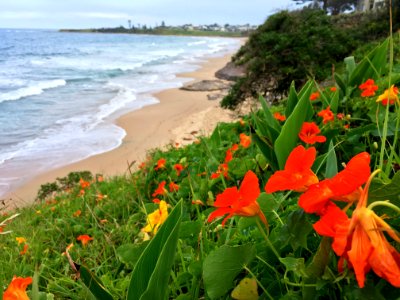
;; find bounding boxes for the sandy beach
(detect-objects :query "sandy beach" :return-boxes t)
[3,52,240,209]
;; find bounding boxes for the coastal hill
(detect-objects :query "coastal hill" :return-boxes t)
[60,23,256,37]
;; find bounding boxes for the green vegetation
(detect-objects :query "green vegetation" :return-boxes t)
[221,7,396,108]
[2,36,400,298]
[60,27,246,37]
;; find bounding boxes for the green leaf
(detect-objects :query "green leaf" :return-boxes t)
[334,73,346,95]
[203,244,255,299]
[329,90,339,113]
[348,38,389,86]
[280,209,312,251]
[325,141,338,178]
[279,257,307,278]
[79,265,114,300]
[285,81,298,117]
[116,242,149,268]
[259,95,280,132]
[369,171,400,208]
[229,158,256,177]
[252,133,278,171]
[127,200,183,300]
[344,56,356,77]
[274,81,314,169]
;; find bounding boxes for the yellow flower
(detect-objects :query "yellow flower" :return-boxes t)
[376,85,399,106]
[15,237,26,245]
[141,200,169,235]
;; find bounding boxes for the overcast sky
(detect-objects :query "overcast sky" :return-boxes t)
[0,0,300,29]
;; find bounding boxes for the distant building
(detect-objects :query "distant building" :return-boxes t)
[357,0,385,11]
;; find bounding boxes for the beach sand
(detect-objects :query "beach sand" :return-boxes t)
[3,52,240,209]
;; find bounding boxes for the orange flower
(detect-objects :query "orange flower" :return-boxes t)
[330,86,337,92]
[239,119,246,126]
[174,163,184,176]
[142,200,168,235]
[73,210,81,217]
[317,106,334,124]
[0,226,4,233]
[211,163,229,179]
[265,145,318,193]
[79,178,90,189]
[138,162,146,170]
[224,144,238,163]
[208,171,267,226]
[239,133,251,148]
[299,152,370,214]
[76,234,94,246]
[96,193,105,202]
[154,158,166,171]
[298,122,326,145]
[153,198,161,204]
[309,91,320,101]
[376,85,399,106]
[3,276,32,300]
[192,200,204,205]
[359,79,378,97]
[314,170,400,288]
[152,181,167,197]
[169,182,179,192]
[273,112,286,121]
[96,175,104,182]
[16,237,26,245]
[20,244,28,255]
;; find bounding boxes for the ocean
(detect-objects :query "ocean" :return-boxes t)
[0,29,240,197]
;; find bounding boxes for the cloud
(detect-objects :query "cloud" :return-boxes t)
[74,12,131,19]
[0,11,44,19]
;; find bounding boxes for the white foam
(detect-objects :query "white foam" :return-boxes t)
[0,79,66,102]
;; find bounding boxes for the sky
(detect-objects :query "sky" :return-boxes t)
[0,0,301,29]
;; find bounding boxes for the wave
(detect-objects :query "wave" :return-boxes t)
[0,79,66,103]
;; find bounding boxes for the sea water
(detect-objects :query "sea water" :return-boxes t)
[0,29,240,197]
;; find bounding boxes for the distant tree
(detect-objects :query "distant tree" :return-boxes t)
[161,21,166,27]
[293,0,358,14]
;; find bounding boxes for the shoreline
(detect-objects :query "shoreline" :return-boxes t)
[2,52,239,209]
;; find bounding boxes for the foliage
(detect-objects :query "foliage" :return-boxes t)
[222,7,394,108]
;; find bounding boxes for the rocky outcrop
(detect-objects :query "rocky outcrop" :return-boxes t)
[215,62,246,81]
[180,80,232,92]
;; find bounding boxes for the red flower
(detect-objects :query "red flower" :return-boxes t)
[273,112,286,121]
[317,106,334,124]
[3,276,32,300]
[154,158,166,171]
[152,181,167,197]
[225,144,239,163]
[330,86,337,92]
[309,91,320,101]
[207,171,267,226]
[211,163,229,179]
[239,133,251,148]
[265,145,319,193]
[79,178,90,189]
[298,122,326,145]
[299,152,370,214]
[174,163,184,176]
[314,170,400,288]
[76,234,94,246]
[359,79,378,97]
[169,182,179,192]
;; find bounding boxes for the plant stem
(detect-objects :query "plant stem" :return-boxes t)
[256,219,280,259]
[243,266,274,300]
[368,200,400,214]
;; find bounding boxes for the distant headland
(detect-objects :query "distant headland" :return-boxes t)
[59,22,257,37]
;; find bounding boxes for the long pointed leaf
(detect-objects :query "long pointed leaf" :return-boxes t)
[127,201,183,300]
[285,81,298,117]
[274,81,314,169]
[79,265,114,300]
